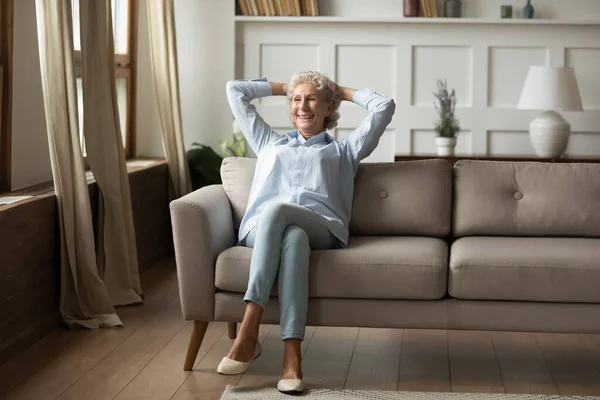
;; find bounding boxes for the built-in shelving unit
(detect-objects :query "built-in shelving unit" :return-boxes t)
[234,16,600,26]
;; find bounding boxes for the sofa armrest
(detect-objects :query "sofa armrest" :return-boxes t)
[170,185,236,321]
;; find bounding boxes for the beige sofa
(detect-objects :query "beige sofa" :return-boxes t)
[170,157,600,371]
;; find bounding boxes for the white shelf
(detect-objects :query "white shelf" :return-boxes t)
[234,16,600,26]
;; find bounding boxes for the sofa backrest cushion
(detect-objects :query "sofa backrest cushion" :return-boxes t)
[221,157,255,231]
[453,160,600,237]
[221,157,453,236]
[349,160,452,236]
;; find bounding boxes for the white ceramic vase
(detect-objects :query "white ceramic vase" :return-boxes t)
[435,137,457,156]
[529,110,571,158]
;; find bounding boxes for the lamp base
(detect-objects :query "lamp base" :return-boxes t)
[529,110,571,158]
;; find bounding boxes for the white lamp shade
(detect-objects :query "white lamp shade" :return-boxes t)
[517,66,583,111]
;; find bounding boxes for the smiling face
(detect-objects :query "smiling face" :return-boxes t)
[290,83,333,138]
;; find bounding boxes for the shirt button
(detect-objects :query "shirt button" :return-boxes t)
[379,190,388,199]
[514,191,523,200]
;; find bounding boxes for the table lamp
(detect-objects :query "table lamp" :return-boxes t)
[517,66,583,158]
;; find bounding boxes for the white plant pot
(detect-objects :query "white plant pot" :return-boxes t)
[435,137,457,156]
[529,110,571,158]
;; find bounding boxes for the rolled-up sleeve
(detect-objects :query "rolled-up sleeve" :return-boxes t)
[342,89,396,163]
[226,79,279,155]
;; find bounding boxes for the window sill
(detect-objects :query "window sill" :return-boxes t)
[0,158,167,210]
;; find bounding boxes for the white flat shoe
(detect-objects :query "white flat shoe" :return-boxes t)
[216,342,261,375]
[277,378,304,394]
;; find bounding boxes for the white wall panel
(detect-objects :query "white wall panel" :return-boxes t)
[488,47,549,108]
[412,46,473,107]
[411,130,472,155]
[260,44,319,81]
[260,44,319,105]
[487,131,534,155]
[337,129,396,162]
[336,46,396,97]
[565,48,600,110]
[566,132,600,156]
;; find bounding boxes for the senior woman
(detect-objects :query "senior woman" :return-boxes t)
[220,71,395,393]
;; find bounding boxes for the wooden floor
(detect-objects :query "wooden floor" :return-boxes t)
[3,258,600,400]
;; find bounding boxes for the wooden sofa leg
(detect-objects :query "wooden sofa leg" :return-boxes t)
[228,322,237,339]
[184,321,209,371]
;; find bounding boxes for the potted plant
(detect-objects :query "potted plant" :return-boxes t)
[186,142,224,191]
[433,79,460,156]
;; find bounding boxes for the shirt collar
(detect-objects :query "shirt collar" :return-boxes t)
[289,130,332,145]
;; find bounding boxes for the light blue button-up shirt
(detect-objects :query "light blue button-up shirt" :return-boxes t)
[226,79,395,246]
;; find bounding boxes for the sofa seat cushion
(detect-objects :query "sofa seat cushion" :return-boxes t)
[450,237,600,303]
[215,236,449,300]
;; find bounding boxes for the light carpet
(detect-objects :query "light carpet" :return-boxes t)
[220,387,600,400]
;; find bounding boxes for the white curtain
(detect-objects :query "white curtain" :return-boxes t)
[35,1,121,328]
[147,0,191,198]
[79,0,143,306]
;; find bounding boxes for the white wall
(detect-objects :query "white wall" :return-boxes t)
[136,0,164,157]
[11,0,52,191]
[174,0,235,151]
[319,0,600,20]
[136,0,238,157]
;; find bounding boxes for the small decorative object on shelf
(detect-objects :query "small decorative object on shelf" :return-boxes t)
[501,5,513,18]
[523,0,534,19]
[444,0,461,18]
[404,0,420,17]
[433,79,460,157]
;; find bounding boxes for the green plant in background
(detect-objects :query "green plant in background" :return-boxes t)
[186,119,249,191]
[217,120,248,157]
[433,79,460,138]
[187,142,223,190]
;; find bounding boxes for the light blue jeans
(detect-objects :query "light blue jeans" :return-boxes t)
[241,203,338,340]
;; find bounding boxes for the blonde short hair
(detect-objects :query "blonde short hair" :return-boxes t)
[286,71,341,131]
